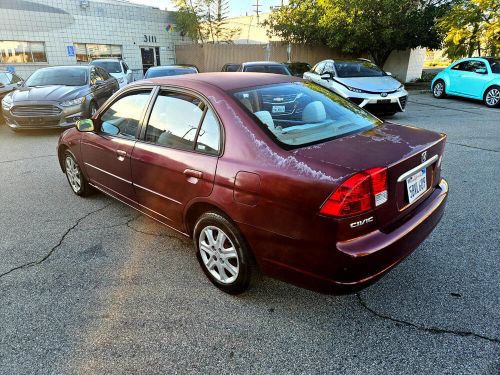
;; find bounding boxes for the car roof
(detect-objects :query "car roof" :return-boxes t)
[241,61,286,66]
[137,72,301,92]
[90,58,121,62]
[35,65,91,71]
[148,65,196,70]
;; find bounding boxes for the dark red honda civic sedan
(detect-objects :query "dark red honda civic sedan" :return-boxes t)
[57,73,448,294]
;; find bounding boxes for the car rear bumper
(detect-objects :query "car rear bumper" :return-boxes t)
[254,178,448,294]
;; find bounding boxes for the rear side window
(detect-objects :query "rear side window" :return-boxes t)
[100,90,152,138]
[144,91,205,151]
[195,109,220,155]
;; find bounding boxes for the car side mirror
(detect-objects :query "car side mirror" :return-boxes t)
[474,68,487,74]
[321,72,334,80]
[386,72,392,76]
[76,119,95,132]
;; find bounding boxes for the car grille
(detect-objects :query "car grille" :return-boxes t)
[11,105,62,117]
[15,117,61,128]
[399,95,408,109]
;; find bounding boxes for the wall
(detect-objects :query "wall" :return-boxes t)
[175,42,359,72]
[383,48,426,82]
[0,0,189,79]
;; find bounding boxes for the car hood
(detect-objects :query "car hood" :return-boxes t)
[11,85,89,103]
[335,76,401,92]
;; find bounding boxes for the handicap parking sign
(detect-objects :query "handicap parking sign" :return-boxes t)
[67,45,75,57]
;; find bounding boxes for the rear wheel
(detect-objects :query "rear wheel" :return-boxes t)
[484,86,500,108]
[432,80,446,99]
[64,150,92,196]
[193,212,252,294]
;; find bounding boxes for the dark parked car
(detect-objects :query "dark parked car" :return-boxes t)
[285,62,312,77]
[144,65,198,79]
[2,66,118,130]
[221,63,241,72]
[238,61,292,76]
[57,73,448,294]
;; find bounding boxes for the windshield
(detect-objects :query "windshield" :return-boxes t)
[91,61,122,73]
[233,82,381,148]
[334,61,386,78]
[244,65,291,75]
[25,68,88,87]
[489,59,500,74]
[145,67,196,78]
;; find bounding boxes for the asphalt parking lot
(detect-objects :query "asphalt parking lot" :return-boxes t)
[0,92,499,375]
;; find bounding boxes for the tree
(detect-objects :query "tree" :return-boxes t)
[174,0,240,44]
[265,0,449,67]
[438,0,499,59]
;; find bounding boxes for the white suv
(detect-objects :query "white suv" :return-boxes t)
[89,59,133,88]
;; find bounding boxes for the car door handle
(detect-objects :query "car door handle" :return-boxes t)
[184,169,203,180]
[116,149,127,161]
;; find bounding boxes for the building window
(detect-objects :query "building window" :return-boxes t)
[75,43,122,62]
[0,41,47,63]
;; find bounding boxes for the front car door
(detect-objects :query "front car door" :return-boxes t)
[131,88,221,231]
[457,59,491,98]
[81,88,154,204]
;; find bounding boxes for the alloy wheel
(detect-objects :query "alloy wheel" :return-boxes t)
[485,88,500,106]
[199,225,239,284]
[65,156,81,193]
[433,82,444,97]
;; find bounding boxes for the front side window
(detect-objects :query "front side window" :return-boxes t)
[233,82,381,149]
[144,91,205,151]
[25,67,87,87]
[100,90,152,138]
[334,61,385,78]
[0,40,47,63]
[312,62,325,74]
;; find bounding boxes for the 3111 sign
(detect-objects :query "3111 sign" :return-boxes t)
[143,35,157,43]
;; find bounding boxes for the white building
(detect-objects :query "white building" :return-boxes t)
[0,0,187,79]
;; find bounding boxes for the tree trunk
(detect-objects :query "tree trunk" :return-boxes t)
[370,49,393,68]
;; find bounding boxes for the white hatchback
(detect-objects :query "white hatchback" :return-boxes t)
[303,59,408,115]
[89,59,133,88]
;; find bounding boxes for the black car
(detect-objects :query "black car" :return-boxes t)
[237,61,292,75]
[221,63,240,72]
[284,62,312,77]
[1,66,118,130]
[144,64,198,79]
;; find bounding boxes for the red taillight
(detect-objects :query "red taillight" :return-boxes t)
[320,167,388,217]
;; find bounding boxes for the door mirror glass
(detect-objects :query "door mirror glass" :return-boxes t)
[474,68,487,74]
[76,119,95,132]
[101,121,120,135]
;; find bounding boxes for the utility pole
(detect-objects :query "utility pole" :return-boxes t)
[253,0,260,24]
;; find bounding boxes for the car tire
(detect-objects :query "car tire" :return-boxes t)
[88,101,98,118]
[193,212,252,294]
[432,80,446,99]
[484,86,500,108]
[64,150,92,196]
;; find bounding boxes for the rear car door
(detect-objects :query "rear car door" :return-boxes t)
[131,88,221,230]
[81,88,153,203]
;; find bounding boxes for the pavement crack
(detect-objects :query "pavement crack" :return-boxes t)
[356,293,499,344]
[0,154,56,164]
[0,203,113,280]
[446,142,499,153]
[125,215,189,243]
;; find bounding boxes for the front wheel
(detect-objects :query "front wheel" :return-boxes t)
[432,80,446,99]
[64,151,92,196]
[484,86,500,108]
[193,212,252,294]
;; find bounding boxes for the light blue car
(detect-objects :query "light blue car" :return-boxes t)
[431,56,500,107]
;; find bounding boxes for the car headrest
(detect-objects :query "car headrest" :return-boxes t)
[254,111,274,129]
[302,101,327,123]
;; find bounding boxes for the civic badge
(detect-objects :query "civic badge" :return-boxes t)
[380,92,388,97]
[421,151,427,163]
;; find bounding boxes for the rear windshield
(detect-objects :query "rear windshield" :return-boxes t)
[334,61,386,78]
[244,65,291,76]
[489,59,500,74]
[25,68,88,87]
[91,61,122,73]
[233,82,381,149]
[145,67,196,78]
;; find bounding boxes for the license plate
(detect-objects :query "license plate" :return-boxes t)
[406,169,427,204]
[272,105,286,113]
[377,99,391,104]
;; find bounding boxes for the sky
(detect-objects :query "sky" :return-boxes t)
[126,0,286,17]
